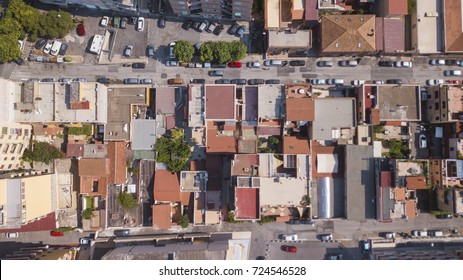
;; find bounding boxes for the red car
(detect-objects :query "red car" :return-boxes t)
[76,23,86,36]
[228,61,242,68]
[50,231,63,237]
[281,245,297,253]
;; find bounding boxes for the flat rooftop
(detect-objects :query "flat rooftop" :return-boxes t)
[414,0,442,53]
[188,84,205,127]
[258,177,307,207]
[205,85,236,120]
[377,85,420,121]
[235,187,260,220]
[268,30,312,48]
[180,171,208,192]
[312,98,356,140]
[258,85,285,120]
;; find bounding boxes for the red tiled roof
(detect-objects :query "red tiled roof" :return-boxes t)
[166,115,175,130]
[283,136,310,155]
[78,159,109,196]
[108,142,127,185]
[206,126,237,154]
[0,212,56,233]
[386,0,407,15]
[231,154,259,176]
[257,126,281,135]
[395,187,406,201]
[286,98,314,121]
[444,0,463,52]
[205,85,235,120]
[376,18,405,53]
[152,204,173,230]
[305,0,319,26]
[235,188,259,219]
[405,200,417,219]
[381,171,392,187]
[406,176,427,190]
[66,144,84,158]
[153,169,180,202]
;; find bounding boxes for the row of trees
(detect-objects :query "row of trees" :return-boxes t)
[0,0,74,63]
[173,40,247,64]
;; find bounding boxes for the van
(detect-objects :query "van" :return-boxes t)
[264,59,283,67]
[208,70,224,77]
[123,78,139,84]
[168,78,184,85]
[50,41,62,56]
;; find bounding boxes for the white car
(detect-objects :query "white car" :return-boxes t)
[281,234,298,241]
[79,238,92,245]
[100,16,109,27]
[247,61,261,68]
[426,79,444,85]
[372,80,384,84]
[169,42,176,59]
[326,78,344,85]
[165,60,178,67]
[43,42,53,54]
[5,232,19,238]
[394,61,412,68]
[444,70,462,76]
[136,17,145,31]
[311,79,326,85]
[429,59,445,65]
[50,41,62,56]
[352,80,365,86]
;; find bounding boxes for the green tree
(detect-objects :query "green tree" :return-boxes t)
[199,42,214,62]
[117,191,139,210]
[82,208,93,220]
[21,141,64,164]
[0,17,24,38]
[41,10,74,39]
[154,129,192,173]
[212,41,232,63]
[173,40,195,62]
[0,34,22,63]
[229,41,247,62]
[178,214,190,228]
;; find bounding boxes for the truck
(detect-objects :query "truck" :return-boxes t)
[89,35,104,55]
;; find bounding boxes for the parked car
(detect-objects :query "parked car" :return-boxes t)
[215,79,230,84]
[123,45,133,57]
[381,232,396,239]
[169,42,176,59]
[230,79,247,85]
[181,20,192,30]
[140,78,153,84]
[136,17,145,31]
[427,79,444,85]
[58,78,72,83]
[281,245,297,253]
[211,63,227,68]
[378,60,394,67]
[228,22,240,35]
[236,25,246,37]
[289,60,306,66]
[361,240,371,253]
[35,38,47,49]
[76,23,86,36]
[73,78,87,82]
[192,21,201,31]
[326,78,344,85]
[311,79,326,85]
[247,61,261,68]
[100,16,109,27]
[228,61,242,68]
[165,60,178,67]
[191,79,206,84]
[158,17,166,29]
[206,22,218,33]
[319,234,333,241]
[58,43,68,55]
[352,80,365,86]
[113,16,121,28]
[97,77,110,84]
[213,24,224,35]
[43,41,52,54]
[394,61,412,68]
[132,63,145,69]
[419,134,427,148]
[123,78,139,84]
[428,230,443,237]
[411,230,428,236]
[372,80,385,84]
[79,238,92,245]
[209,70,224,77]
[5,232,19,238]
[41,78,55,82]
[445,59,460,66]
[14,57,25,65]
[263,59,283,67]
[265,79,280,84]
[436,213,452,219]
[248,79,265,85]
[444,70,462,76]
[203,62,211,68]
[114,229,130,237]
[167,78,184,85]
[120,17,128,29]
[50,230,63,237]
[280,234,298,241]
[339,60,358,67]
[197,20,209,32]
[317,61,333,67]
[386,79,402,84]
[429,59,445,65]
[146,45,155,58]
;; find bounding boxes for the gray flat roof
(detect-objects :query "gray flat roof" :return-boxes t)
[131,119,156,150]
[258,85,285,120]
[313,98,356,140]
[345,145,376,220]
[378,85,420,121]
[268,29,311,48]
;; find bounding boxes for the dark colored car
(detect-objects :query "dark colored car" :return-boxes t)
[120,17,128,29]
[213,23,224,35]
[211,63,227,68]
[76,23,86,36]
[132,63,146,69]
[236,25,246,37]
[281,245,297,253]
[248,79,265,85]
[146,45,155,58]
[386,79,402,84]
[130,17,137,25]
[289,60,306,66]
[114,229,130,237]
[58,43,68,55]
[378,61,394,67]
[215,79,230,84]
[228,22,240,35]
[191,79,206,84]
[230,79,246,85]
[265,79,280,84]
[34,38,47,49]
[436,213,453,219]
[14,57,25,65]
[182,20,193,30]
[445,59,459,66]
[192,21,201,31]
[288,219,301,225]
[228,61,242,68]
[41,78,55,82]
[50,231,63,237]
[158,17,166,29]
[97,77,111,84]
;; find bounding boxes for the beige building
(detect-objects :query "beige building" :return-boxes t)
[425,85,463,123]
[0,122,31,171]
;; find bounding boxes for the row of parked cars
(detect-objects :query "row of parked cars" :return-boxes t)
[34,38,68,56]
[181,20,246,38]
[100,16,144,31]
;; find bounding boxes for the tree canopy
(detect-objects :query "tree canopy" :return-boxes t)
[0,34,22,63]
[21,141,64,164]
[173,40,195,62]
[154,128,192,173]
[117,191,139,210]
[199,41,247,63]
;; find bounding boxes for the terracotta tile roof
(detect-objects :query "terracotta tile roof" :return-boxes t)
[257,126,281,135]
[78,159,109,177]
[231,154,259,176]
[405,200,417,219]
[386,0,407,15]
[66,144,84,158]
[286,98,314,121]
[395,187,406,201]
[235,188,259,219]
[321,14,376,53]
[376,17,405,53]
[0,212,56,233]
[190,160,206,171]
[206,127,237,154]
[180,191,193,206]
[154,169,180,202]
[406,176,427,190]
[205,85,235,120]
[283,136,310,154]
[381,171,392,187]
[152,204,172,230]
[444,0,463,52]
[108,142,127,185]
[305,0,319,26]
[80,176,107,196]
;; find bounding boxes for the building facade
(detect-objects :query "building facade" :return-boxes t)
[0,122,31,172]
[169,0,252,21]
